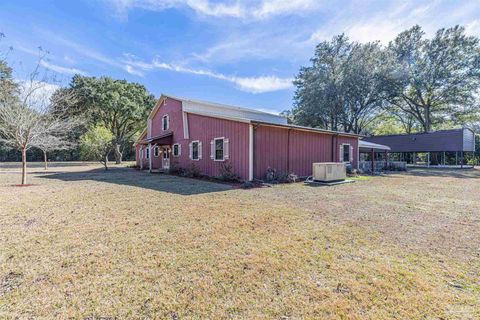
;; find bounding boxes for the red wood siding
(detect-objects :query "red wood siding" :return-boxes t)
[148,97,184,170]
[137,96,359,180]
[150,98,184,139]
[254,125,358,179]
[174,113,250,180]
[254,126,288,178]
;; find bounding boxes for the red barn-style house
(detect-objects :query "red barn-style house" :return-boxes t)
[135,95,360,181]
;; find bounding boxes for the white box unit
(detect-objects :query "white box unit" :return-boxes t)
[312,163,346,182]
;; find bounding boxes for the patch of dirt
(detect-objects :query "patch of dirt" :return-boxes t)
[0,272,23,296]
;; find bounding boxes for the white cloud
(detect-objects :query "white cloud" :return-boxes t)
[122,56,293,93]
[233,75,293,93]
[308,0,480,44]
[40,60,88,76]
[252,0,317,19]
[16,79,61,110]
[465,20,480,36]
[124,64,144,76]
[104,0,320,20]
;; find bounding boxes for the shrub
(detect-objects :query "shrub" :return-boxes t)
[219,161,240,182]
[182,163,201,178]
[169,159,185,175]
[265,167,297,183]
[241,181,254,189]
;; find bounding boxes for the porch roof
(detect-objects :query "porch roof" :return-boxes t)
[359,140,391,152]
[138,132,173,146]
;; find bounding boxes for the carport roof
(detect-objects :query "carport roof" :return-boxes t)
[359,140,391,152]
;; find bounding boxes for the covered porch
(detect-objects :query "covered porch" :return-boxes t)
[359,140,405,173]
[137,132,173,172]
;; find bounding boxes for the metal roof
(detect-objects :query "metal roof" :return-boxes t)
[359,140,391,151]
[252,121,361,138]
[364,128,475,152]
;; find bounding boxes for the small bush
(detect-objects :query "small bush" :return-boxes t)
[265,167,297,183]
[182,163,201,178]
[169,160,185,175]
[219,161,240,182]
[241,181,254,189]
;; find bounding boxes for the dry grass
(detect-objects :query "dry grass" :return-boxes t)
[1,163,479,319]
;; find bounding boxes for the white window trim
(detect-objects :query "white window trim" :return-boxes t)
[340,143,352,163]
[172,143,181,157]
[154,146,160,157]
[162,114,169,131]
[191,140,200,161]
[213,137,225,162]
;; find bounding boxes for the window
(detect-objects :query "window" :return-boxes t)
[214,138,224,161]
[146,147,150,159]
[190,141,201,160]
[210,138,229,161]
[154,146,160,157]
[192,141,199,160]
[162,115,169,131]
[343,144,351,162]
[173,143,181,157]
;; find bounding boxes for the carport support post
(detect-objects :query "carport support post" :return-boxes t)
[443,151,446,166]
[461,151,464,169]
[148,143,152,173]
[384,150,388,169]
[427,152,430,167]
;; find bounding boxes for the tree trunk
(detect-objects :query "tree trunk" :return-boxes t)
[102,155,109,171]
[21,147,27,185]
[43,150,48,170]
[114,144,122,164]
[424,105,431,132]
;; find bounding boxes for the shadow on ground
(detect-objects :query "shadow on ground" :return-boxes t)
[39,167,233,196]
[404,167,480,179]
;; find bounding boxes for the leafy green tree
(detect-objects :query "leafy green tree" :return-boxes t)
[70,76,156,164]
[387,25,480,132]
[293,35,390,134]
[80,125,113,170]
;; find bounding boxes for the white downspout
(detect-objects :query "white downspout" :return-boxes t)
[248,124,254,181]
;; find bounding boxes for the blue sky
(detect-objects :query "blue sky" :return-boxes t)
[1,0,479,113]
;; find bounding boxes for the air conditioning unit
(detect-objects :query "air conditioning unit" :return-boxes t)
[312,163,346,182]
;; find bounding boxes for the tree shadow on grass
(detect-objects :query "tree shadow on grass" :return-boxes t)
[379,168,480,179]
[39,167,234,196]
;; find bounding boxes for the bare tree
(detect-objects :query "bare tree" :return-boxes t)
[0,63,81,184]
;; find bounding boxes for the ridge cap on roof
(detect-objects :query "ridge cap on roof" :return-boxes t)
[251,120,361,137]
[162,93,285,118]
[368,128,465,138]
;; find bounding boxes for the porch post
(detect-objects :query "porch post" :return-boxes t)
[140,147,143,170]
[148,143,152,173]
[427,152,430,167]
[443,151,446,166]
[455,152,458,166]
[461,151,464,169]
[384,150,388,169]
[371,148,375,174]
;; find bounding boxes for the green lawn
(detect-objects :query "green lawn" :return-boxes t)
[1,163,479,318]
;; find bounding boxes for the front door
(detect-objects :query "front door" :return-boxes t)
[162,147,170,169]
